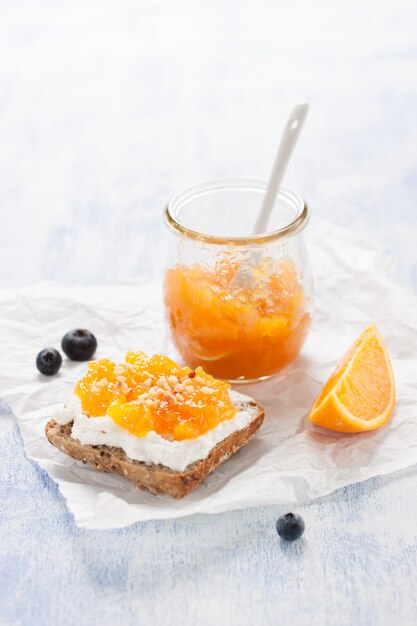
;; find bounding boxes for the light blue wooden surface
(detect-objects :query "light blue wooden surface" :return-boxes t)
[1,1,417,624]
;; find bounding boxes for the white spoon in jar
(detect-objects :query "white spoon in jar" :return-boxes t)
[253,102,309,235]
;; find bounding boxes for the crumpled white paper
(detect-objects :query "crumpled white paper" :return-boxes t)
[1,218,417,528]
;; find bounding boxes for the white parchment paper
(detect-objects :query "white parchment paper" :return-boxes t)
[1,218,417,528]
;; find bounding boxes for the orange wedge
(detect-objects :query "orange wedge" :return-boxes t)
[307,324,395,433]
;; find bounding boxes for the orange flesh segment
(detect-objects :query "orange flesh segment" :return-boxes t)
[164,254,310,380]
[307,324,395,433]
[74,352,236,440]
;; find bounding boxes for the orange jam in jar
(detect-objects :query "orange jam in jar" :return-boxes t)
[163,180,313,382]
[74,352,236,440]
[164,255,311,381]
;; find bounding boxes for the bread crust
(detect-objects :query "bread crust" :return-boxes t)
[45,400,264,499]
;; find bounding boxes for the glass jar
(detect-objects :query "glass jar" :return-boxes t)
[163,179,313,383]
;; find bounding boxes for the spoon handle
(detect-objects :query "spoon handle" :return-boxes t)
[253,102,309,235]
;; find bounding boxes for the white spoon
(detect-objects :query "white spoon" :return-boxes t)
[253,102,309,235]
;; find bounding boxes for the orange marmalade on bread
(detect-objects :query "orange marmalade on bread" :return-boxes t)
[164,254,311,380]
[74,352,236,440]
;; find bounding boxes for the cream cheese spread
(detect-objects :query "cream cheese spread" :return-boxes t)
[53,390,255,472]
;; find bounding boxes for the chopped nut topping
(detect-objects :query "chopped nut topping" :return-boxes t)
[200,386,215,394]
[92,378,109,391]
[150,387,165,399]
[176,393,184,403]
[114,379,130,393]
[156,375,169,390]
[143,378,152,388]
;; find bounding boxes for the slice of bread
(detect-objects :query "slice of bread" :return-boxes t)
[45,396,264,499]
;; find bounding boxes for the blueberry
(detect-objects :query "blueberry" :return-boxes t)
[276,513,305,542]
[36,348,62,376]
[62,329,97,361]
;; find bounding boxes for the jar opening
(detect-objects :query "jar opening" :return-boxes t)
[164,179,309,246]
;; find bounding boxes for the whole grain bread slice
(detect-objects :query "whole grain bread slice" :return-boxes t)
[45,398,264,499]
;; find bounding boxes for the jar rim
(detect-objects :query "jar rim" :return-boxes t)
[163,178,309,246]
